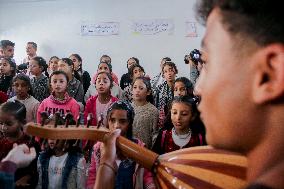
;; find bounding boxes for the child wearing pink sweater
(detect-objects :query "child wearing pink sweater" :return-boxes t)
[37,70,80,123]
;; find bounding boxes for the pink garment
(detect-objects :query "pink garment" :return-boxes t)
[92,72,119,85]
[84,95,118,126]
[37,93,80,123]
[86,139,155,189]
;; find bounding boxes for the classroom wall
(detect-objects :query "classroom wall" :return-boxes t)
[0,0,205,79]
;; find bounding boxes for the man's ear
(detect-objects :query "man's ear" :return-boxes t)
[253,44,284,104]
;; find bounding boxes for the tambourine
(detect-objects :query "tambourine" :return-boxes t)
[26,122,247,189]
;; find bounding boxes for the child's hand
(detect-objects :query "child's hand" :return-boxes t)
[1,143,36,168]
[100,129,121,168]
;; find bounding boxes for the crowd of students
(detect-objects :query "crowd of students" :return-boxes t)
[1,0,284,188]
[0,38,204,188]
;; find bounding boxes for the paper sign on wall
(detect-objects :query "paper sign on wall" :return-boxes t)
[185,21,198,37]
[131,19,174,35]
[81,22,120,36]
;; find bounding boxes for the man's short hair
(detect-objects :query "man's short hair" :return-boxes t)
[196,0,284,47]
[27,41,37,49]
[0,40,15,49]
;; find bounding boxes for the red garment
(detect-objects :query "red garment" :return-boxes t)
[0,91,8,104]
[161,130,204,154]
[0,133,40,187]
[84,95,118,126]
[37,93,80,123]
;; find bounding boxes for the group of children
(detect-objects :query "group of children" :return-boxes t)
[0,49,205,188]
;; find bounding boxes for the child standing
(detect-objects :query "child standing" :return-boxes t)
[123,64,145,102]
[0,101,40,188]
[29,56,50,102]
[85,62,123,101]
[84,71,118,127]
[120,57,140,90]
[58,58,84,105]
[131,77,159,149]
[47,56,59,76]
[0,57,16,95]
[37,139,86,189]
[37,70,80,123]
[151,61,177,128]
[69,54,91,94]
[174,77,194,97]
[8,74,40,125]
[86,100,155,189]
[152,96,205,154]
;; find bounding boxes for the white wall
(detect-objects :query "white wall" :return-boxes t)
[0,0,205,79]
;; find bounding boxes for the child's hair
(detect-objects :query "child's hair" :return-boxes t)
[174,77,194,97]
[70,54,83,71]
[95,71,114,89]
[61,58,81,81]
[12,74,33,96]
[132,76,154,104]
[49,70,70,86]
[49,56,59,62]
[97,61,113,73]
[32,56,48,76]
[100,54,111,64]
[127,57,140,68]
[162,61,178,74]
[0,57,16,76]
[106,100,134,139]
[0,100,26,124]
[162,57,171,62]
[128,64,145,79]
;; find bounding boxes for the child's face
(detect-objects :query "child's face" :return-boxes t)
[127,58,136,69]
[174,81,187,97]
[49,58,59,71]
[58,60,73,75]
[13,79,29,100]
[48,139,65,151]
[0,110,21,139]
[95,73,111,94]
[171,102,193,133]
[132,67,144,80]
[132,79,149,102]
[163,65,176,82]
[108,109,129,137]
[29,59,42,76]
[0,59,12,75]
[97,63,110,73]
[69,55,81,71]
[50,74,68,94]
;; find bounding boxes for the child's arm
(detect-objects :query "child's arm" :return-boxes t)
[86,143,100,189]
[36,102,45,123]
[33,101,40,123]
[70,101,80,122]
[150,108,160,149]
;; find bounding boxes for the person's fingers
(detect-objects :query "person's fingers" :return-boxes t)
[29,147,36,160]
[17,144,30,154]
[103,129,121,144]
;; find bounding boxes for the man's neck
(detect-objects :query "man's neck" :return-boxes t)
[246,125,284,188]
